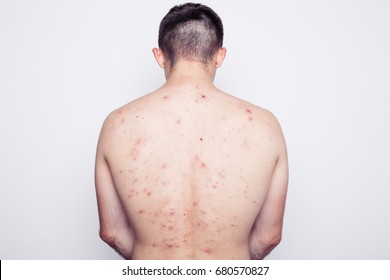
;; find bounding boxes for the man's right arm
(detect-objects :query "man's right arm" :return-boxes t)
[249,118,289,260]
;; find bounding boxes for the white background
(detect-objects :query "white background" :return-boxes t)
[0,0,389,259]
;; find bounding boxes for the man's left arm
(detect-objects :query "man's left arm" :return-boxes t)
[95,119,134,259]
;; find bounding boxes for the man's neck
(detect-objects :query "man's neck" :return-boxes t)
[164,60,216,88]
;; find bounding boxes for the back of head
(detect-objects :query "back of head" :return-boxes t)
[158,3,224,67]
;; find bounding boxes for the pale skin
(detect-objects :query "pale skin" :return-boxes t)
[95,47,288,259]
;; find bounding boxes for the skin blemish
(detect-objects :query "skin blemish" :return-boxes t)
[245,108,253,121]
[161,162,168,169]
[202,248,212,254]
[127,189,136,199]
[200,162,207,168]
[176,118,181,125]
[201,94,206,99]
[193,202,198,207]
[168,226,174,231]
[197,220,209,229]
[199,137,203,142]
[152,243,157,248]
[138,209,145,214]
[201,210,207,215]
[143,188,152,196]
[162,95,168,100]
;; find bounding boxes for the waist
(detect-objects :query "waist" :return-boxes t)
[131,242,250,260]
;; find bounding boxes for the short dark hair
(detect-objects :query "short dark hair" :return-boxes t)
[158,3,224,66]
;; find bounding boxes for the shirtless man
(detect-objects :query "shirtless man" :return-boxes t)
[95,3,288,260]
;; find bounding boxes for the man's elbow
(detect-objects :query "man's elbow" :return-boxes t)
[250,232,282,260]
[269,233,282,250]
[99,229,118,247]
[264,231,282,253]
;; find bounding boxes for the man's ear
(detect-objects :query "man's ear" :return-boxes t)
[215,47,227,68]
[152,48,166,68]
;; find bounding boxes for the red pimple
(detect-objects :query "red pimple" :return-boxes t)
[163,95,168,100]
[139,209,145,214]
[200,162,207,168]
[203,248,212,254]
[246,109,253,121]
[143,188,152,196]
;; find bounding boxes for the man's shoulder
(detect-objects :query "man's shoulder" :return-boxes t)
[234,98,286,149]
[235,98,282,130]
[102,95,150,128]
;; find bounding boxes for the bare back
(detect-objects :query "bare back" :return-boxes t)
[97,83,286,259]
